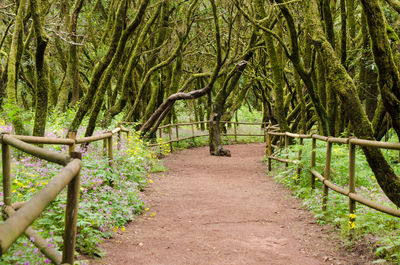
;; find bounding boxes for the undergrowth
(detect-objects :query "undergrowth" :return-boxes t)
[270,135,400,264]
[0,116,168,264]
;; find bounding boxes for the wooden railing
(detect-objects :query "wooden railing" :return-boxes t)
[267,128,400,233]
[122,120,279,152]
[0,124,130,264]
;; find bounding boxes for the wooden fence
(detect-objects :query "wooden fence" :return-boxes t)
[122,120,280,151]
[267,127,400,234]
[0,124,129,264]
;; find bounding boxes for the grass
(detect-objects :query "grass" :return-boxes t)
[270,135,400,264]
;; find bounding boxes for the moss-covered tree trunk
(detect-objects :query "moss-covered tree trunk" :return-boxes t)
[255,0,290,133]
[360,0,400,140]
[359,12,378,122]
[31,0,50,137]
[57,0,84,110]
[84,0,151,137]
[307,0,400,207]
[6,0,26,135]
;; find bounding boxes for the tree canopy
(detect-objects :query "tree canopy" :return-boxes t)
[2,0,400,205]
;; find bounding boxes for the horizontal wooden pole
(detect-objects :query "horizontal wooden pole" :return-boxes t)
[1,135,70,166]
[311,169,324,182]
[268,132,286,136]
[0,159,81,256]
[221,121,265,126]
[310,169,400,217]
[111,128,121,134]
[327,137,349,144]
[120,126,130,132]
[323,179,348,196]
[285,132,312,138]
[268,156,299,165]
[223,133,265,137]
[350,138,400,150]
[76,132,113,144]
[312,134,328,142]
[349,193,400,217]
[11,201,26,210]
[13,135,75,145]
[3,207,62,264]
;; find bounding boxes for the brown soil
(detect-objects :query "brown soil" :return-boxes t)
[90,144,373,265]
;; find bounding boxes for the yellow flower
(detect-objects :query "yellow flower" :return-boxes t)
[349,213,356,219]
[150,213,156,217]
[149,179,154,184]
[145,207,150,212]
[121,227,125,232]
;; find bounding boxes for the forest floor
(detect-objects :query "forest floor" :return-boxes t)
[89,143,374,265]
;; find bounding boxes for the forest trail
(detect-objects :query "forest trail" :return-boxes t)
[90,144,372,265]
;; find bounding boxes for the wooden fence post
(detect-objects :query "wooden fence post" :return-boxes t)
[159,127,162,139]
[191,123,195,144]
[117,123,122,151]
[323,140,333,211]
[285,134,289,168]
[1,133,11,206]
[62,152,82,265]
[169,126,173,152]
[267,129,272,172]
[349,142,356,234]
[175,124,179,146]
[68,131,76,155]
[108,135,114,167]
[311,136,316,190]
[297,136,303,177]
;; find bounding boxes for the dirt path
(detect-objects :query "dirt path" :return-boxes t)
[91,144,372,265]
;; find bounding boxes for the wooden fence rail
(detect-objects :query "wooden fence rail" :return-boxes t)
[0,123,130,264]
[267,130,400,236]
[145,120,270,151]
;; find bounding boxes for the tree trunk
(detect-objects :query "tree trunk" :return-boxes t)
[31,0,50,137]
[6,0,26,135]
[307,0,400,208]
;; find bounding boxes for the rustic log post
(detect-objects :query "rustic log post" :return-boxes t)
[285,134,289,168]
[158,127,162,140]
[234,122,237,142]
[323,140,333,211]
[191,123,195,144]
[117,123,122,151]
[62,152,82,265]
[349,142,356,234]
[297,135,303,177]
[1,133,11,206]
[311,136,316,190]
[108,134,114,167]
[68,131,76,155]
[267,129,272,172]
[175,124,179,146]
[168,126,173,152]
